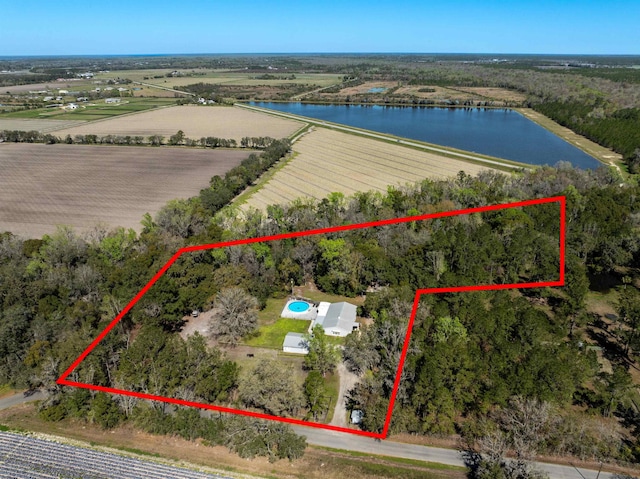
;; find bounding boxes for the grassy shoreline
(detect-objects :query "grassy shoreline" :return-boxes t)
[515,108,624,168]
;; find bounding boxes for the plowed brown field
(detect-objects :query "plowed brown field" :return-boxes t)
[0,143,251,238]
[50,105,304,142]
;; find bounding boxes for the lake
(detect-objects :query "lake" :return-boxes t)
[250,102,602,169]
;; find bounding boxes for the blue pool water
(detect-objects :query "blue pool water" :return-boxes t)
[288,301,311,313]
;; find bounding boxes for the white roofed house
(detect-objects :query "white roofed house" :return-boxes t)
[311,301,359,337]
[282,332,309,354]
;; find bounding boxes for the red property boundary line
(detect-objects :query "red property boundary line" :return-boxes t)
[57,196,566,439]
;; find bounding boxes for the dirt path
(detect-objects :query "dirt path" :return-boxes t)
[132,81,195,96]
[330,362,359,427]
[179,310,215,340]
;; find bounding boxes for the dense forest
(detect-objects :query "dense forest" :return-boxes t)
[1,160,639,473]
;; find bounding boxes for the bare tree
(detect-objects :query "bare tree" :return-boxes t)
[208,287,259,346]
[495,396,552,461]
[469,397,552,479]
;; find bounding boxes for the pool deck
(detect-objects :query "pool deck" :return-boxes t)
[281,298,318,321]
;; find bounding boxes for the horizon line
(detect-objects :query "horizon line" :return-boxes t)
[2,52,639,59]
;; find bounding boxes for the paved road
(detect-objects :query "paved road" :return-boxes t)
[132,81,195,96]
[236,103,527,170]
[0,392,622,478]
[292,425,618,479]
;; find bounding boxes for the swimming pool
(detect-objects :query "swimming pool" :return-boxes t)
[288,301,311,313]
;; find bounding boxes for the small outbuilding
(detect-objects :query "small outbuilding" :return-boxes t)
[282,332,309,355]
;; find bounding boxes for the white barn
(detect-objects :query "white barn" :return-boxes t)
[282,332,309,354]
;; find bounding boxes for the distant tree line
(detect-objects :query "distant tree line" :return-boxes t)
[0,129,279,150]
[0,73,61,88]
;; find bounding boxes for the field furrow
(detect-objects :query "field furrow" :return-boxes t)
[50,105,304,142]
[0,143,252,238]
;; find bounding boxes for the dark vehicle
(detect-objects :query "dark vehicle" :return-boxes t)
[23,389,37,397]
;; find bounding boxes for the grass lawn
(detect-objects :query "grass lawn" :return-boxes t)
[315,446,467,473]
[0,384,14,399]
[585,289,620,318]
[325,335,347,347]
[256,296,289,325]
[244,317,310,349]
[323,372,340,423]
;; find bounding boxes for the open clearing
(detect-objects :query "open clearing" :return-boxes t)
[0,143,251,238]
[393,85,477,101]
[242,127,491,210]
[50,105,305,142]
[335,81,399,95]
[452,86,528,102]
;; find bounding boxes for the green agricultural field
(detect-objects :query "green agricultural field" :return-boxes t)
[0,98,175,122]
[244,318,310,349]
[0,109,48,119]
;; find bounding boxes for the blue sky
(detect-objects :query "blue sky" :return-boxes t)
[1,0,638,56]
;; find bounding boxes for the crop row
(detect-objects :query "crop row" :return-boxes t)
[50,105,304,143]
[244,128,489,210]
[0,431,228,479]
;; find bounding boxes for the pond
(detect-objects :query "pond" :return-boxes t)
[249,102,602,169]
